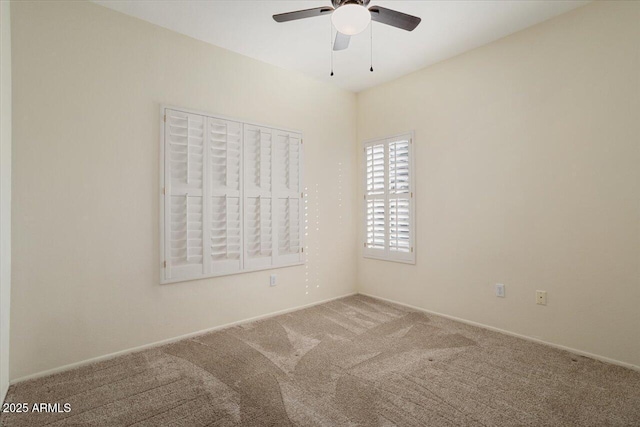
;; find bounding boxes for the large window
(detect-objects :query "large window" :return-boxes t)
[160,107,304,284]
[364,132,415,264]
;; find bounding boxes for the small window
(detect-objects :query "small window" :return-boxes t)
[364,132,415,264]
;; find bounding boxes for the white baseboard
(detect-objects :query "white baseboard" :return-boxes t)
[12,290,638,385]
[359,292,640,372]
[11,292,357,385]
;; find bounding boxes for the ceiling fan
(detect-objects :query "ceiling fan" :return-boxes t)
[273,0,421,52]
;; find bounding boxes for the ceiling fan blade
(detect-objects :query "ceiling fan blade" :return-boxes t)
[333,32,351,51]
[273,7,334,23]
[368,6,421,31]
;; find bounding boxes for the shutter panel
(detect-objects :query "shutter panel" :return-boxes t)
[366,199,386,250]
[207,118,242,274]
[388,137,413,261]
[244,125,272,195]
[244,125,274,269]
[210,196,241,271]
[389,198,410,252]
[164,110,206,280]
[245,196,272,268]
[208,118,241,197]
[389,139,410,194]
[366,143,385,195]
[275,131,300,195]
[364,142,386,256]
[274,131,303,264]
[277,197,301,256]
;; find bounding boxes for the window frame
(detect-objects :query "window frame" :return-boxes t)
[363,131,416,265]
[159,105,305,284]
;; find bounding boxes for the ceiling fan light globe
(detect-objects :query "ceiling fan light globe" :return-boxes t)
[331,4,371,36]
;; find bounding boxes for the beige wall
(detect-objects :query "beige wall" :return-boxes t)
[357,1,640,367]
[9,0,640,381]
[10,1,358,380]
[1,0,12,400]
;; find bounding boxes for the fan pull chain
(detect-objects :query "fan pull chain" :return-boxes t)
[370,23,374,72]
[330,20,334,76]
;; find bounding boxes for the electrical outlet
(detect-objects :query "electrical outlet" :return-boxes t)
[536,290,547,305]
[270,274,277,287]
[495,283,505,298]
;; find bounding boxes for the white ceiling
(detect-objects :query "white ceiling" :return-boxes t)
[94,0,588,93]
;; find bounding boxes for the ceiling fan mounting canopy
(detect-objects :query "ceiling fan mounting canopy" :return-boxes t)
[331,0,371,7]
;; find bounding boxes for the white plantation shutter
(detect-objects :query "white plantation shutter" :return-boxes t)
[243,125,274,270]
[363,133,415,264]
[207,118,243,274]
[274,131,303,264]
[164,110,206,280]
[161,107,304,284]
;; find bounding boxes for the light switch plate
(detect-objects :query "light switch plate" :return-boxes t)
[270,274,277,287]
[495,283,505,298]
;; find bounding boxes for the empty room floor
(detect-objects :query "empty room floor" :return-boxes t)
[2,295,639,426]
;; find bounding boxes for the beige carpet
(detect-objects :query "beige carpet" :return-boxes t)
[2,295,639,426]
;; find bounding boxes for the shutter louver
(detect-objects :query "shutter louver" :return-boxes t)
[164,110,206,279]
